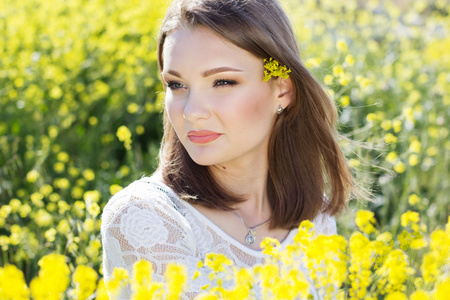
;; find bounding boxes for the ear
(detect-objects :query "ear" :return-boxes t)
[275,76,293,110]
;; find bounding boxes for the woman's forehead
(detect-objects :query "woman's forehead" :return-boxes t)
[162,27,260,73]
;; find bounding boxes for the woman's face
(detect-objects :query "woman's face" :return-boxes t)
[161,27,283,168]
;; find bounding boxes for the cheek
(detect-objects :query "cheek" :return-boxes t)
[166,98,184,131]
[234,88,275,123]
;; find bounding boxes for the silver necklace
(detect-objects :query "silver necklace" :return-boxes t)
[231,211,272,245]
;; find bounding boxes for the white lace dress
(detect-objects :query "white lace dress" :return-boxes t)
[101,175,337,299]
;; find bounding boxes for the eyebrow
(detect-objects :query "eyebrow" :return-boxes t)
[202,67,243,77]
[166,70,182,77]
[163,67,243,78]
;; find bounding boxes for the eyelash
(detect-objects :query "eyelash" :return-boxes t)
[213,79,237,87]
[166,81,185,91]
[165,79,237,91]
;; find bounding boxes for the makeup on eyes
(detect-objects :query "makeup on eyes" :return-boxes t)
[165,78,238,91]
[213,79,238,87]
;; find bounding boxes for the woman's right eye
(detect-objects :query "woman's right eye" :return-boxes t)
[166,81,186,91]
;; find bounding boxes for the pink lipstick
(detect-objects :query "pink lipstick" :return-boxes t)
[187,130,222,144]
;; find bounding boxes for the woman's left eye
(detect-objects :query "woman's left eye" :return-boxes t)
[213,79,237,87]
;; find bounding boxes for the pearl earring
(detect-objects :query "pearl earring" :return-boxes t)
[277,105,284,115]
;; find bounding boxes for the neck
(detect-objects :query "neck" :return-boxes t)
[209,158,272,223]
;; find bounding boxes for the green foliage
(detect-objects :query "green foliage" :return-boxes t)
[0,0,168,281]
[283,0,450,234]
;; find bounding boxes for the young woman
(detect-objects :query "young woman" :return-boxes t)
[102,0,354,297]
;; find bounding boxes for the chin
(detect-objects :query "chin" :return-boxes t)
[186,151,224,167]
[189,156,216,167]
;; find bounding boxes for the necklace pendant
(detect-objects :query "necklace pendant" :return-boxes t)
[245,231,256,245]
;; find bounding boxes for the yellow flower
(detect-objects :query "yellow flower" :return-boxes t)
[376,250,410,294]
[355,210,377,234]
[87,202,101,217]
[393,161,406,173]
[127,103,140,114]
[366,113,377,123]
[410,236,428,250]
[384,133,398,143]
[381,120,392,131]
[427,146,438,156]
[54,162,65,173]
[57,151,70,163]
[9,198,21,213]
[136,125,145,135]
[30,192,44,207]
[34,209,53,227]
[385,291,408,300]
[336,39,348,52]
[50,193,61,203]
[436,278,450,300]
[305,57,322,69]
[338,73,352,86]
[69,167,80,177]
[340,95,350,107]
[410,290,430,300]
[204,253,233,273]
[44,228,57,242]
[409,139,421,153]
[82,169,96,181]
[392,120,402,133]
[349,158,360,167]
[132,260,152,287]
[116,125,132,150]
[84,190,101,203]
[50,86,63,99]
[401,211,420,228]
[324,74,334,85]
[106,267,130,298]
[40,184,53,196]
[409,154,419,166]
[54,177,70,189]
[30,254,70,300]
[110,184,123,195]
[263,58,291,81]
[88,116,98,126]
[119,165,130,177]
[130,260,164,300]
[356,75,371,89]
[48,125,60,138]
[345,54,355,65]
[386,151,398,163]
[83,219,95,232]
[408,194,420,206]
[26,169,40,183]
[0,264,30,300]
[72,186,84,199]
[333,65,344,77]
[57,219,71,235]
[95,279,109,300]
[73,265,98,300]
[19,204,32,218]
[165,263,187,300]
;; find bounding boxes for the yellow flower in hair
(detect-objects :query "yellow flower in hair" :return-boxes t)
[263,58,291,81]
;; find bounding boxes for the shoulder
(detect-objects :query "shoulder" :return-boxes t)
[311,212,337,235]
[101,177,187,233]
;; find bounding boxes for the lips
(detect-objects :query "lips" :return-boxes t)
[187,130,222,144]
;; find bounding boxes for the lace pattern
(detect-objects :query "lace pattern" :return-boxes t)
[101,176,337,298]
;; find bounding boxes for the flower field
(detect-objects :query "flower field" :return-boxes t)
[0,0,449,299]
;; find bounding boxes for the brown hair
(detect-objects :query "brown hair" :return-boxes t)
[156,0,354,229]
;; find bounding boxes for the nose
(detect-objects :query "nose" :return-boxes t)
[183,90,211,122]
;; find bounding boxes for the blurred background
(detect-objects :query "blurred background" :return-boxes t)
[0,0,449,283]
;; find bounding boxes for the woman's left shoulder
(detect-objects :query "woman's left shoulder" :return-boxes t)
[312,212,337,235]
